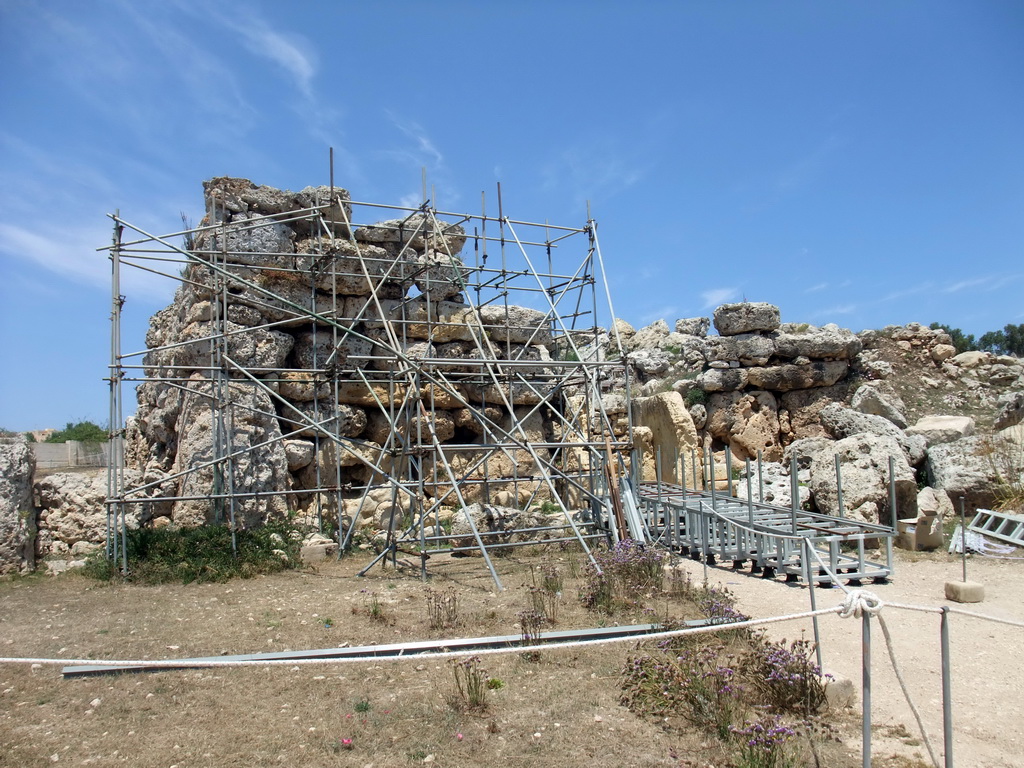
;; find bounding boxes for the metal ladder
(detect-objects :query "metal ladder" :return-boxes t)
[968,509,1024,548]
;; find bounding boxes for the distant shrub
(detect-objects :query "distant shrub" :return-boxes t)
[45,421,108,443]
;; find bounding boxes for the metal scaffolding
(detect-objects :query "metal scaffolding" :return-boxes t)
[103,173,633,589]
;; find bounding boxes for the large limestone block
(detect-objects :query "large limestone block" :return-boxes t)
[284,439,316,471]
[819,403,926,465]
[675,317,710,337]
[928,427,1024,514]
[185,265,347,326]
[291,330,373,371]
[294,238,395,295]
[354,214,466,256]
[746,361,848,392]
[0,440,36,574]
[452,406,505,436]
[906,415,975,446]
[808,434,918,525]
[735,460,811,509]
[704,391,782,461]
[355,296,473,341]
[697,367,749,393]
[778,383,851,441]
[477,304,552,345]
[624,319,670,352]
[462,380,554,407]
[774,323,862,361]
[706,333,777,366]
[851,383,908,428]
[197,211,295,265]
[995,390,1024,430]
[146,320,295,373]
[365,409,455,445]
[950,351,989,368]
[279,400,367,439]
[172,381,292,528]
[34,469,141,560]
[422,443,550,506]
[631,392,699,484]
[662,334,708,368]
[202,177,352,236]
[713,302,781,336]
[413,250,469,301]
[367,338,434,372]
[629,349,671,377]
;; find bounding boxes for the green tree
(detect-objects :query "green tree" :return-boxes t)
[929,322,976,354]
[1002,323,1024,356]
[45,421,108,443]
[978,330,1006,354]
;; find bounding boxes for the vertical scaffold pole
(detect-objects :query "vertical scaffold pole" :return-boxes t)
[106,212,127,574]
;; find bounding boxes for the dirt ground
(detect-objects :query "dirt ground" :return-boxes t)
[674,548,1024,768]
[1,547,1021,768]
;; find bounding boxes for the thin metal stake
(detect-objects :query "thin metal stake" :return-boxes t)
[835,453,845,518]
[888,455,898,526]
[959,496,968,583]
[940,607,953,768]
[804,539,824,671]
[757,449,764,504]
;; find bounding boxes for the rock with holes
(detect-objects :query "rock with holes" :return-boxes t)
[808,434,917,525]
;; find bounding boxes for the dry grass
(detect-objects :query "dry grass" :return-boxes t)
[1,550,867,768]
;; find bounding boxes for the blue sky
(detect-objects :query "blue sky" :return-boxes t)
[1,0,1021,431]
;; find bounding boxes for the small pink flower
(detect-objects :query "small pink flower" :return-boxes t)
[341,738,353,750]
[456,732,464,742]
[345,713,352,719]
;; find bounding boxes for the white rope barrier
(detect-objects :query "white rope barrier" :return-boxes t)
[837,589,883,619]
[945,606,1024,628]
[808,547,942,766]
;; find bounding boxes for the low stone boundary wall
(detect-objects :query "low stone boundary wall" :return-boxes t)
[31,441,110,470]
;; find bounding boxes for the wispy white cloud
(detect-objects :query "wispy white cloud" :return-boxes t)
[775,134,844,195]
[398,192,424,210]
[182,0,316,100]
[941,274,1022,294]
[747,134,845,211]
[804,282,829,294]
[701,287,739,309]
[377,113,457,208]
[541,135,647,207]
[0,222,176,302]
[640,305,677,326]
[233,22,316,99]
[880,283,934,302]
[817,303,857,316]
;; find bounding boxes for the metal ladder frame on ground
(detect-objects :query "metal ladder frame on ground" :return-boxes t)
[968,508,1024,548]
